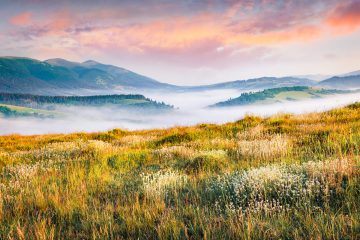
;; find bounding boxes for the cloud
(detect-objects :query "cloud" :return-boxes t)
[6,1,359,53]
[2,0,360,81]
[1,91,359,135]
[326,0,360,32]
[9,12,33,26]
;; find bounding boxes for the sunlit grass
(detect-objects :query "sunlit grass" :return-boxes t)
[0,103,359,239]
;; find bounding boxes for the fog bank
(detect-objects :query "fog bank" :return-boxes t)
[0,90,359,135]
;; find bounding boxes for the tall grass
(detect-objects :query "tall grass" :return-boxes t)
[0,104,359,239]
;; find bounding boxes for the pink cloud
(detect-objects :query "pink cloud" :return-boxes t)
[326,0,360,32]
[9,12,33,26]
[5,0,360,68]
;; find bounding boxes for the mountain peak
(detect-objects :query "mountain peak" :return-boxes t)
[340,69,360,77]
[2,56,40,62]
[82,60,101,66]
[0,56,172,94]
[45,58,81,68]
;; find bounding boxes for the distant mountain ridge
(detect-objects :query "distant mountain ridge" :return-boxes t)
[339,70,360,77]
[0,57,177,94]
[186,77,317,91]
[318,75,360,89]
[0,56,359,94]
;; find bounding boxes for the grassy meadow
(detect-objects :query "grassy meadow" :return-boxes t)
[0,104,58,118]
[0,103,359,239]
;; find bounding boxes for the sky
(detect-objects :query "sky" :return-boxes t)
[0,0,360,85]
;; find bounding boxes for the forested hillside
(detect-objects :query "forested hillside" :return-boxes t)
[0,57,176,94]
[0,93,173,110]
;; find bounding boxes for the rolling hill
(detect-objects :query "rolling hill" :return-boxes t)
[339,69,360,77]
[186,77,317,91]
[318,75,360,89]
[210,86,351,107]
[0,57,177,94]
[1,56,358,94]
[0,104,58,118]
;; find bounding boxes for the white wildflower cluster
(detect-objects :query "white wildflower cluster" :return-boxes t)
[303,158,352,177]
[207,158,352,215]
[0,160,59,197]
[233,134,290,159]
[2,141,88,163]
[141,170,188,198]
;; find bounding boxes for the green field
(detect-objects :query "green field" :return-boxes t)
[275,90,316,100]
[0,103,359,239]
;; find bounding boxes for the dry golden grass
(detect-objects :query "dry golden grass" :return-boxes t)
[0,103,359,239]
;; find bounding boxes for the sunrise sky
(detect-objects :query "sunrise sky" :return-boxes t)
[1,0,360,85]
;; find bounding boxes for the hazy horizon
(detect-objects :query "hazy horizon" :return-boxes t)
[1,91,358,135]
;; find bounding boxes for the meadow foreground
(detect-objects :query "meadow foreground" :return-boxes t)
[0,103,359,239]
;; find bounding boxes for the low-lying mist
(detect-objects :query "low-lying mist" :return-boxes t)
[0,90,359,135]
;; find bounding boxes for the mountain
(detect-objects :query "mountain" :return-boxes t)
[186,77,316,91]
[46,58,176,90]
[318,75,360,89]
[339,70,360,77]
[210,86,351,107]
[0,57,177,94]
[290,74,331,81]
[3,56,356,95]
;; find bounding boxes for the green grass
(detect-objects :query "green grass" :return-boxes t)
[0,104,59,118]
[274,90,315,100]
[0,103,359,239]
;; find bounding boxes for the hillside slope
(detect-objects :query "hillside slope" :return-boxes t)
[0,104,58,118]
[0,57,176,94]
[318,75,360,89]
[211,86,350,107]
[187,77,316,91]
